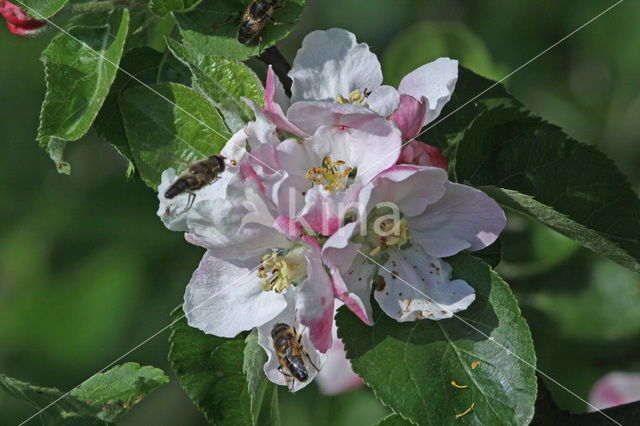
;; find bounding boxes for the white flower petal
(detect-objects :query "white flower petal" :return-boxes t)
[410,182,506,258]
[157,168,189,232]
[398,58,458,125]
[290,28,383,103]
[365,165,448,217]
[219,127,249,164]
[286,101,377,136]
[331,257,377,325]
[184,251,287,337]
[366,85,400,116]
[374,249,475,321]
[257,289,327,392]
[157,167,233,232]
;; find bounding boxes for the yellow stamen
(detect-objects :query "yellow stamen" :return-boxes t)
[305,156,353,194]
[257,254,294,293]
[455,403,474,419]
[451,381,468,389]
[334,89,369,107]
[471,361,480,369]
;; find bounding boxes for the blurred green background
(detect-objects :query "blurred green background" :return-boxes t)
[1,0,639,424]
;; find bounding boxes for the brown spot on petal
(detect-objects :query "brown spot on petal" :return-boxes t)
[376,275,386,292]
[441,310,447,314]
[391,271,399,279]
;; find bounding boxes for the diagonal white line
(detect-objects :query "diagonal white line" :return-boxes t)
[355,249,623,425]
[13,0,284,177]
[357,0,624,179]
[17,250,283,426]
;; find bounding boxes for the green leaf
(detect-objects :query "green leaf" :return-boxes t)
[375,413,413,426]
[422,67,520,161]
[15,0,69,19]
[469,237,502,269]
[127,8,176,52]
[0,373,97,425]
[175,0,306,61]
[70,363,169,423]
[167,38,264,133]
[37,8,129,172]
[0,363,168,425]
[383,21,504,87]
[168,306,253,425]
[337,254,537,426]
[243,330,280,425]
[118,82,230,189]
[456,107,640,273]
[149,0,203,17]
[93,47,190,174]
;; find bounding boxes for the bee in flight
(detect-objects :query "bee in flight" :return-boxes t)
[237,0,284,51]
[271,321,319,390]
[164,154,226,211]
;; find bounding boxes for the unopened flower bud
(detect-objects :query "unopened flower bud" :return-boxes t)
[0,0,48,38]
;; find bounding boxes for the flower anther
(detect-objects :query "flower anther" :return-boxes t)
[305,156,354,193]
[258,248,307,293]
[334,89,369,107]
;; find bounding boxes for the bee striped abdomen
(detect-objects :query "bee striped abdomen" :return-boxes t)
[165,178,191,199]
[285,355,309,381]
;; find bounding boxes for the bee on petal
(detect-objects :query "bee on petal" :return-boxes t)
[271,321,319,390]
[164,154,226,211]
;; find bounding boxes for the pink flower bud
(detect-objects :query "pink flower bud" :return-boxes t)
[0,0,48,37]
[589,372,640,410]
[398,140,449,172]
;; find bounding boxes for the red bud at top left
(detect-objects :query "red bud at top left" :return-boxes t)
[0,0,48,37]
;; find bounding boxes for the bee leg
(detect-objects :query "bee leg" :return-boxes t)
[268,17,294,25]
[182,192,196,213]
[303,349,320,372]
[277,366,296,390]
[212,11,240,30]
[258,35,264,55]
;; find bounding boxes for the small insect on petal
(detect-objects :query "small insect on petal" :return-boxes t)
[471,361,480,369]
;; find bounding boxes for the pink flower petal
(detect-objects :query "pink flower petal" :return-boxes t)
[316,303,363,395]
[298,251,335,353]
[398,140,448,172]
[389,94,427,140]
[410,182,506,258]
[590,372,640,410]
[398,58,458,125]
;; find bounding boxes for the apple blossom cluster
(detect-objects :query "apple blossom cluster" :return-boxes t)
[157,29,506,391]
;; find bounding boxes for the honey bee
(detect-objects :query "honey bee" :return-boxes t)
[271,321,319,390]
[164,154,226,211]
[237,0,283,50]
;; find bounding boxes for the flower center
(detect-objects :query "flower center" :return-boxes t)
[305,156,354,194]
[369,218,411,256]
[334,89,369,107]
[257,249,306,293]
